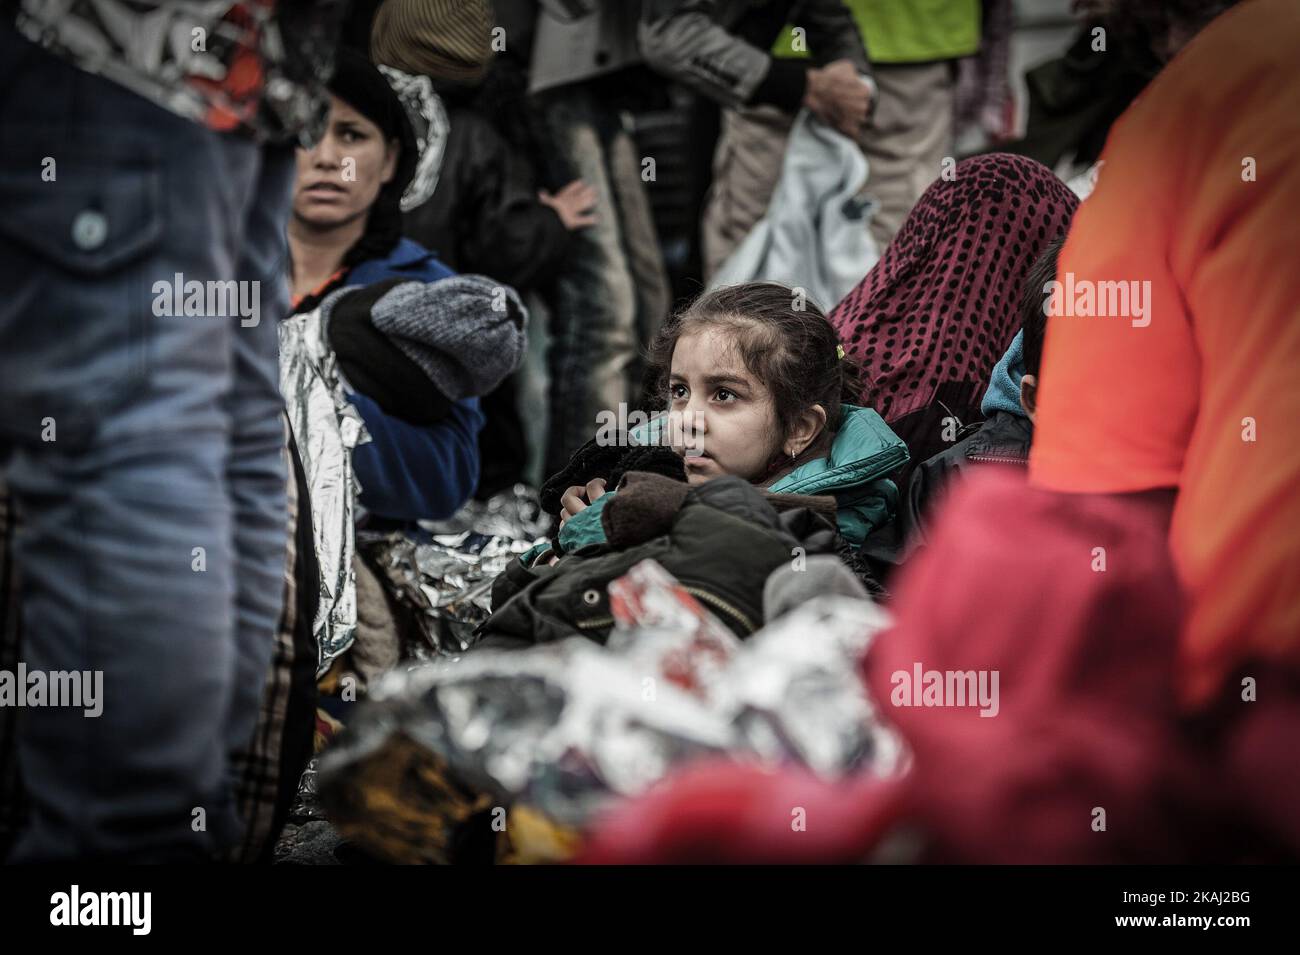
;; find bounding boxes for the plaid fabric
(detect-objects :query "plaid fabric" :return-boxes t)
[0,482,29,858]
[955,0,1014,131]
[226,419,318,864]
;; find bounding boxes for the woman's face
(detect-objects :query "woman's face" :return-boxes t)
[292,96,397,230]
[667,327,782,485]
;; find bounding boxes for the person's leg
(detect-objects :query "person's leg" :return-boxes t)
[0,29,262,861]
[858,61,956,251]
[606,115,671,404]
[517,290,553,489]
[540,87,639,478]
[700,104,794,280]
[475,376,531,499]
[0,481,26,859]
[227,422,309,865]
[222,147,292,759]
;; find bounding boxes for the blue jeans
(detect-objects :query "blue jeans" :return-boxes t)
[0,30,289,861]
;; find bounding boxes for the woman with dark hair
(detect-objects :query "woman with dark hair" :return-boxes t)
[287,48,484,522]
[230,46,521,862]
[828,153,1078,488]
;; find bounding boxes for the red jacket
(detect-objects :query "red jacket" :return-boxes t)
[577,471,1300,864]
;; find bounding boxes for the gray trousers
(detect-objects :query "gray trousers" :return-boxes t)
[539,85,671,479]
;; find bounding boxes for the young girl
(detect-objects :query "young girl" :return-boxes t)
[550,282,908,558]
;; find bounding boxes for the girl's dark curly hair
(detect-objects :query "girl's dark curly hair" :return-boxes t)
[646,282,862,466]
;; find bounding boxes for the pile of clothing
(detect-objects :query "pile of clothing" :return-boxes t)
[315,559,901,864]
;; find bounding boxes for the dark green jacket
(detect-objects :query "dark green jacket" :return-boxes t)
[478,475,842,649]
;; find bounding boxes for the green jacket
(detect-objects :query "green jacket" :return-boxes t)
[483,474,846,648]
[552,404,907,555]
[773,0,981,64]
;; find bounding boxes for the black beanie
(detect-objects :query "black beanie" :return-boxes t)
[326,47,417,265]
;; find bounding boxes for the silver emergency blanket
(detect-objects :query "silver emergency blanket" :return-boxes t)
[280,306,369,675]
[362,529,542,655]
[422,483,551,541]
[319,559,903,830]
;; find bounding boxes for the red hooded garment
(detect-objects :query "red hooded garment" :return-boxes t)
[576,471,1300,864]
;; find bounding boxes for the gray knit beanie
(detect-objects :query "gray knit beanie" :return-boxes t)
[369,275,527,399]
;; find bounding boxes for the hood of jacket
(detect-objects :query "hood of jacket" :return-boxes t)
[767,404,908,547]
[768,404,907,496]
[980,330,1029,420]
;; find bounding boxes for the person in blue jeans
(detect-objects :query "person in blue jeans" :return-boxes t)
[0,3,347,863]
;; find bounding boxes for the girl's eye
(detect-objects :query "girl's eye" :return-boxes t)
[341,129,363,143]
[714,388,737,402]
[669,383,687,401]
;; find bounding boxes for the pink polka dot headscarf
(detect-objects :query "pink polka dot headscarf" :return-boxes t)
[830,153,1078,470]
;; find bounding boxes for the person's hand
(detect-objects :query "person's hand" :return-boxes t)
[803,59,871,139]
[558,478,607,530]
[979,93,1018,143]
[539,179,598,230]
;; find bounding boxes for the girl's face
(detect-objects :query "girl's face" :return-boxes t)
[667,327,783,485]
[292,96,397,230]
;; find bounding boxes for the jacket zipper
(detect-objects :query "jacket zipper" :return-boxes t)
[966,453,1028,465]
[683,587,756,635]
[574,588,757,635]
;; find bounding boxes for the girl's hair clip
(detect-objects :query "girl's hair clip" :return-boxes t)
[836,344,846,361]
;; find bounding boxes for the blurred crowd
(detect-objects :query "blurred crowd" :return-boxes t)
[0,0,1296,865]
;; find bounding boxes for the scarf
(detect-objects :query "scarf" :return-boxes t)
[829,153,1077,470]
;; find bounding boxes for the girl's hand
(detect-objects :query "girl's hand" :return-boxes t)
[558,478,607,529]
